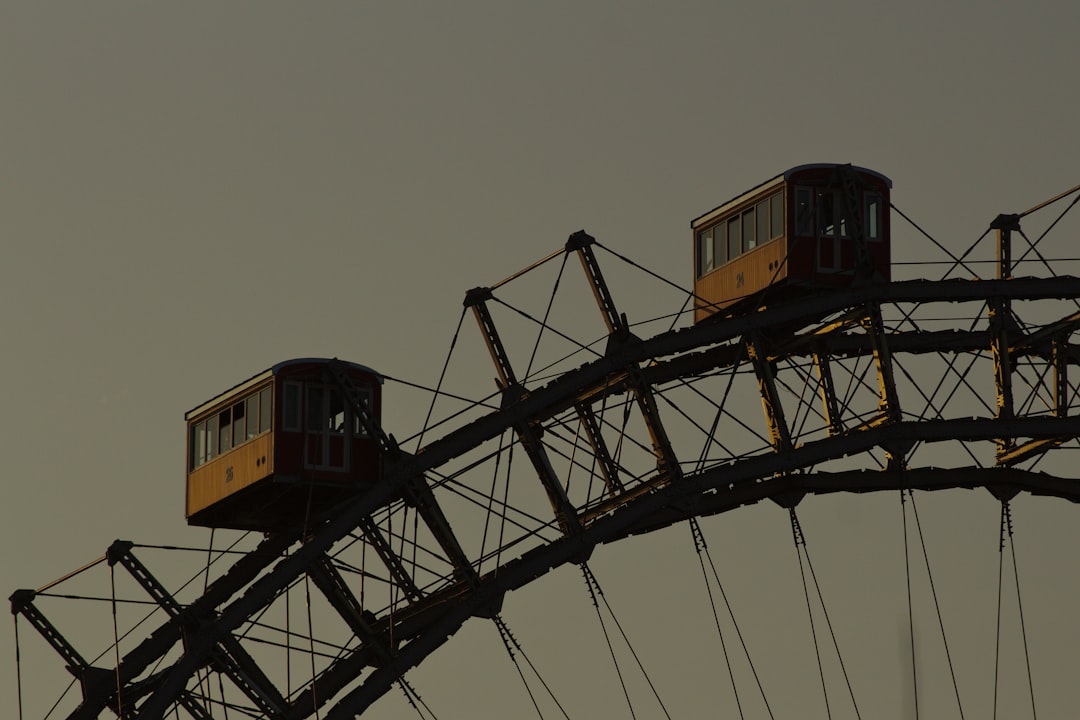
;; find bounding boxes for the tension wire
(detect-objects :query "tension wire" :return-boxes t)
[901,491,920,720]
[14,614,24,720]
[494,615,572,719]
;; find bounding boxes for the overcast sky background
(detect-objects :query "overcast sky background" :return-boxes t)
[3,3,1079,718]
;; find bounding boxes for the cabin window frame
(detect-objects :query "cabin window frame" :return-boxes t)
[795,186,814,236]
[695,188,785,276]
[188,382,274,471]
[283,382,302,432]
[863,190,883,242]
[696,226,714,278]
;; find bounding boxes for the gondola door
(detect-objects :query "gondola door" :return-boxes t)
[815,188,844,274]
[304,384,349,472]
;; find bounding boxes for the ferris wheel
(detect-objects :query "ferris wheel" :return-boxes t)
[12,166,1080,719]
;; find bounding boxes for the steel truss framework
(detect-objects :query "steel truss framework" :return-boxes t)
[12,202,1080,719]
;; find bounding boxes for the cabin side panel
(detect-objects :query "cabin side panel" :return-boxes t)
[693,238,790,321]
[187,433,274,518]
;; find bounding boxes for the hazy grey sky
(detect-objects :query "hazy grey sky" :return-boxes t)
[3,3,1079,718]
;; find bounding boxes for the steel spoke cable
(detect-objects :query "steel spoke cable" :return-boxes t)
[564,406,589,503]
[479,429,510,572]
[29,554,108,594]
[285,567,292,695]
[774,360,832,435]
[1016,189,1080,284]
[422,441,521,493]
[890,355,985,468]
[790,509,833,720]
[993,502,1007,720]
[908,490,966,718]
[440,472,560,543]
[942,224,994,280]
[841,354,887,419]
[650,388,745,457]
[664,360,773,452]
[1006,505,1038,719]
[14,614,24,720]
[1015,229,1057,278]
[30,592,160,605]
[398,676,439,720]
[689,517,776,720]
[593,241,694,298]
[896,257,1080,267]
[791,508,862,720]
[545,410,656,469]
[610,394,636,475]
[108,564,126,716]
[935,347,997,419]
[918,348,980,421]
[431,458,567,537]
[780,359,820,436]
[892,354,948,423]
[686,339,750,460]
[667,293,695,332]
[495,616,546,719]
[496,442,517,570]
[239,626,350,660]
[888,202,987,281]
[694,403,726,473]
[582,563,674,720]
[1014,360,1055,417]
[589,242,699,333]
[494,615,573,720]
[653,372,749,460]
[590,575,674,720]
[891,202,980,279]
[385,372,502,410]
[490,295,606,364]
[689,519,743,719]
[182,690,261,719]
[509,333,610,388]
[217,669,232,720]
[133,542,251,556]
[705,538,775,720]
[836,352,874,419]
[1020,181,1080,219]
[301,486,322,720]
[902,491,920,720]
[40,674,78,720]
[398,386,505,450]
[410,306,470,453]
[525,251,571,380]
[415,306,469,451]
[581,564,637,720]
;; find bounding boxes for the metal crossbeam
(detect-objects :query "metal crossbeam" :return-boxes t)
[330,360,475,585]
[813,349,844,435]
[39,273,1080,720]
[747,332,793,453]
[991,214,1022,460]
[574,401,626,494]
[568,232,682,480]
[106,540,292,720]
[464,287,582,535]
[861,302,902,424]
[567,230,623,335]
[357,516,423,602]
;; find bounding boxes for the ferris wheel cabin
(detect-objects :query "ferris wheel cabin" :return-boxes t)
[185,358,383,532]
[692,164,892,322]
